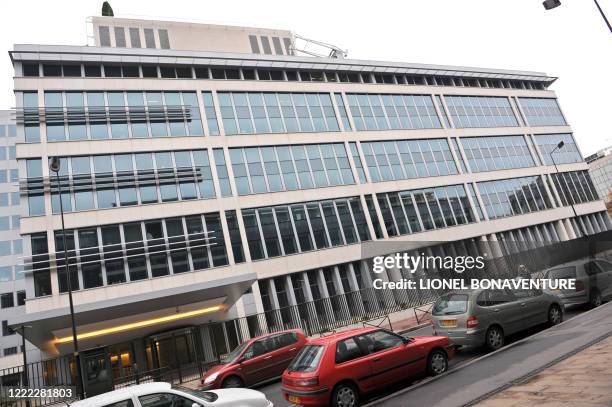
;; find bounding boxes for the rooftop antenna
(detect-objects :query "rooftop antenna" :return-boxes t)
[292,33,347,59]
[102,1,114,17]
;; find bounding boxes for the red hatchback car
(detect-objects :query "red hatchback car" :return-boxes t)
[282,327,454,407]
[200,329,307,389]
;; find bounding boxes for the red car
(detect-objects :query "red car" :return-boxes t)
[281,327,454,407]
[199,329,307,389]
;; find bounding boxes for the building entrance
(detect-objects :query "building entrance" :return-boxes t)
[144,326,204,382]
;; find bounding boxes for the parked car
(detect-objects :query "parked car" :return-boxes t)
[544,258,612,308]
[431,287,563,351]
[69,382,272,407]
[200,329,307,389]
[281,327,454,407]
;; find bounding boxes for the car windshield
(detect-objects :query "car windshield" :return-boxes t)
[220,341,249,364]
[433,293,469,316]
[547,266,576,279]
[173,387,218,402]
[287,345,324,372]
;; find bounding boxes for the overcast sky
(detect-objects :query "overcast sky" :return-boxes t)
[0,0,610,155]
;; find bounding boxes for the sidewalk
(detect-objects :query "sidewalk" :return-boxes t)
[476,335,612,407]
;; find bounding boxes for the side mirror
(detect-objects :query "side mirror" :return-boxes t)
[402,337,411,344]
[192,403,201,407]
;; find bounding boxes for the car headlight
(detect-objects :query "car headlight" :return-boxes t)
[203,372,219,384]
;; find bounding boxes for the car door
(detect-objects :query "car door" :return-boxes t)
[486,289,521,335]
[272,332,301,375]
[238,339,272,386]
[511,288,543,327]
[258,333,295,379]
[361,330,424,388]
[335,336,376,392]
[594,260,612,300]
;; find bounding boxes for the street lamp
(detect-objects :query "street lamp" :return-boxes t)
[543,0,612,34]
[548,142,586,237]
[17,325,32,407]
[49,157,85,399]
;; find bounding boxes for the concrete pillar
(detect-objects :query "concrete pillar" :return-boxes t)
[234,297,254,342]
[301,272,321,332]
[267,278,283,329]
[555,220,570,241]
[343,263,366,318]
[249,281,269,333]
[563,218,578,240]
[362,259,396,311]
[332,266,351,321]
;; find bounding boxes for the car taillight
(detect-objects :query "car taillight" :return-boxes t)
[467,315,479,328]
[575,280,585,292]
[289,377,319,387]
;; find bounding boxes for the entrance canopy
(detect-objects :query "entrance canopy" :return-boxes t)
[9,272,256,355]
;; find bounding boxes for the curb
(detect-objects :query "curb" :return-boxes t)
[364,301,612,407]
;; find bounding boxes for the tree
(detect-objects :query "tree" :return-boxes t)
[102,2,114,17]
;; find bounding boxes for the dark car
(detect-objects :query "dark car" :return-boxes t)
[200,329,307,389]
[545,258,612,308]
[282,327,454,407]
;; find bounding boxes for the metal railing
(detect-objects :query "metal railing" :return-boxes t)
[3,231,612,406]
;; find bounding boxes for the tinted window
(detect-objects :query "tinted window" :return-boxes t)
[363,330,404,353]
[103,400,134,407]
[512,289,538,299]
[335,338,363,364]
[584,262,601,276]
[486,289,515,305]
[595,260,612,272]
[138,393,192,407]
[278,332,298,347]
[433,293,469,315]
[243,339,268,359]
[547,266,577,279]
[288,345,325,372]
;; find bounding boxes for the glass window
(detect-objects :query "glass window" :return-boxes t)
[362,330,404,352]
[519,98,567,126]
[335,337,364,364]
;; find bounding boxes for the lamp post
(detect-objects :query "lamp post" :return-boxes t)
[543,0,612,34]
[49,157,85,399]
[19,325,31,407]
[548,142,587,237]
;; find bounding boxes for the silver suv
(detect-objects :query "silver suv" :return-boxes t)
[431,288,563,351]
[544,258,612,308]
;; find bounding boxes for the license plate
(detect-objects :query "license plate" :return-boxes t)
[440,319,457,327]
[288,395,300,404]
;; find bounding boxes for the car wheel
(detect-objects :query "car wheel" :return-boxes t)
[486,326,504,351]
[221,376,244,388]
[427,349,448,376]
[331,382,359,407]
[548,304,563,326]
[590,290,602,308]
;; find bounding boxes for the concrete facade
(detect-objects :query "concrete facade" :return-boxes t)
[3,17,610,389]
[0,110,42,370]
[587,146,612,204]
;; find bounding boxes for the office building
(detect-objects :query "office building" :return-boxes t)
[586,146,612,206]
[0,110,41,371]
[5,15,609,394]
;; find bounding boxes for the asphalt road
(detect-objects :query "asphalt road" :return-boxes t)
[369,303,611,407]
[257,307,586,406]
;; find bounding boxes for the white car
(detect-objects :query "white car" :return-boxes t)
[70,382,273,407]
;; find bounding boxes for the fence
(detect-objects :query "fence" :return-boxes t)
[2,230,611,407]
